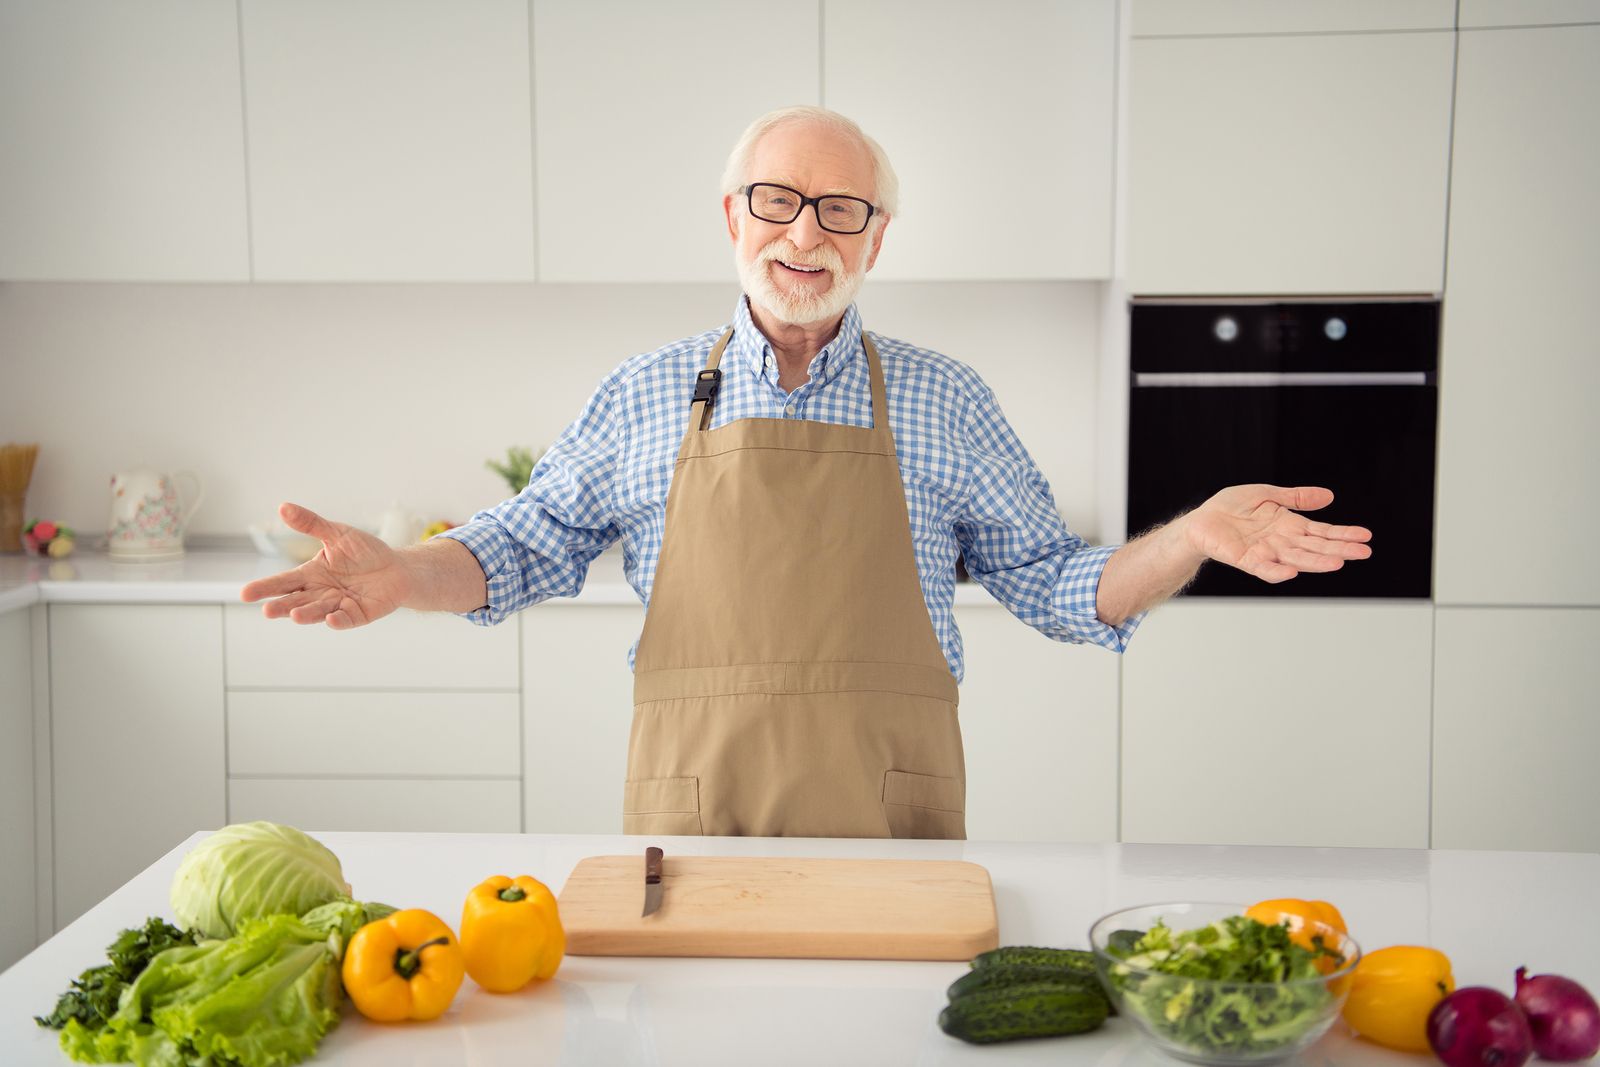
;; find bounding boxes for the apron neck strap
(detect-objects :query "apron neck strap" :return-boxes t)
[682,326,892,443]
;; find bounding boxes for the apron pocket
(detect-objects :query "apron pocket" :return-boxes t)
[882,769,966,840]
[622,776,703,836]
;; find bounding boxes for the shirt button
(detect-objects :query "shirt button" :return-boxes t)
[785,404,796,417]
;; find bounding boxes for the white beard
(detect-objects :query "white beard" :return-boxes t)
[736,234,872,327]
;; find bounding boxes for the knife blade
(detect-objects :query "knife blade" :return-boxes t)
[642,846,664,917]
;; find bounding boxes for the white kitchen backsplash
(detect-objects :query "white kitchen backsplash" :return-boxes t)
[0,280,1107,546]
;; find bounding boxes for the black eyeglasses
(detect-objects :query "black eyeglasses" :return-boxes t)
[739,182,878,235]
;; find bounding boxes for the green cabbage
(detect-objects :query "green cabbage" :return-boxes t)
[168,822,351,940]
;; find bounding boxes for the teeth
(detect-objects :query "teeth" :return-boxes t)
[781,262,824,273]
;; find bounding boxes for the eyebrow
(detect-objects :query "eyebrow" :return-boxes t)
[758,177,862,198]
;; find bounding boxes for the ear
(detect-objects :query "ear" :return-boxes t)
[724,194,741,243]
[864,216,890,272]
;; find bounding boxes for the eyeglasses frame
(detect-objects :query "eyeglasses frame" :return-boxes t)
[738,182,879,235]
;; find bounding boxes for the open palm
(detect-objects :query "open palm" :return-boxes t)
[1184,485,1373,584]
[239,503,412,628]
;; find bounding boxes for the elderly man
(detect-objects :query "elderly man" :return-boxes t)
[241,106,1371,839]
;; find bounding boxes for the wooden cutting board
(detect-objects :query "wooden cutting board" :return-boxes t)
[557,855,999,961]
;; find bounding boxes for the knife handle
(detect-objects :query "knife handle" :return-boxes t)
[645,846,663,885]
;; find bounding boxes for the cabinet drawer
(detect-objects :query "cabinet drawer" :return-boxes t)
[225,605,517,689]
[228,778,521,834]
[228,691,519,777]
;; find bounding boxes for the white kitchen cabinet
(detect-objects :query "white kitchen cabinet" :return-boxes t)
[826,0,1115,281]
[224,604,519,690]
[1460,0,1600,27]
[49,605,226,929]
[223,604,521,833]
[0,609,35,972]
[241,0,535,281]
[228,779,521,835]
[1121,600,1434,848]
[533,0,818,283]
[1432,607,1600,852]
[1131,0,1455,36]
[1434,25,1600,606]
[1126,31,1454,294]
[0,0,250,281]
[954,604,1120,842]
[521,604,644,834]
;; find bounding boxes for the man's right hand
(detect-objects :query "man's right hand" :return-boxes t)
[239,503,413,629]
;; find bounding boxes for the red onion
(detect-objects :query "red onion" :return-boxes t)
[1514,966,1600,1062]
[1427,986,1533,1067]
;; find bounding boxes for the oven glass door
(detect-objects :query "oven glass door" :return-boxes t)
[1127,383,1436,598]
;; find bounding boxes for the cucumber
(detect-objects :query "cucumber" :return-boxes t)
[947,964,1102,1002]
[970,945,1098,976]
[937,980,1110,1044]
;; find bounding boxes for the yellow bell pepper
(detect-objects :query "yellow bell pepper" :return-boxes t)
[341,908,465,1022]
[460,874,566,993]
[1341,945,1455,1052]
[1244,898,1348,973]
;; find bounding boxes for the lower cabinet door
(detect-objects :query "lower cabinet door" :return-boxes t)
[50,604,226,929]
[228,778,522,833]
[1121,600,1434,848]
[1432,606,1600,852]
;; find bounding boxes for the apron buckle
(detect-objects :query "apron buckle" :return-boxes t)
[691,368,722,407]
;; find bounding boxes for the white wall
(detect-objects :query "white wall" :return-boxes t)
[0,280,1108,547]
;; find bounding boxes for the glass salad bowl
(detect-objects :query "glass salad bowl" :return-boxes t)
[1088,902,1361,1065]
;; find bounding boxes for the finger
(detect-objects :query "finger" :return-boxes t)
[240,570,309,603]
[1294,534,1373,560]
[1299,518,1373,542]
[258,589,324,619]
[1263,485,1335,512]
[278,501,341,542]
[1275,545,1346,573]
[288,595,344,625]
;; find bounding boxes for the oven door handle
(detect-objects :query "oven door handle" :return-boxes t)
[1133,371,1431,387]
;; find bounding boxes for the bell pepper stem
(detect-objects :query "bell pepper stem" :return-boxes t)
[498,887,527,903]
[394,936,452,980]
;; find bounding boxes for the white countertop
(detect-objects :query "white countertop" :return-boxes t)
[3,832,1596,1066]
[0,549,1006,614]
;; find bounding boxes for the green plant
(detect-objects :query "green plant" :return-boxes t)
[485,445,543,494]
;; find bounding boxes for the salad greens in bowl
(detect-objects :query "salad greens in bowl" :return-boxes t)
[1088,902,1360,1065]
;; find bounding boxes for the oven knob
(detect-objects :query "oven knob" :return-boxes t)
[1213,316,1239,342]
[1325,316,1348,341]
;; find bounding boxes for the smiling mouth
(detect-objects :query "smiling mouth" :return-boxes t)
[777,261,827,276]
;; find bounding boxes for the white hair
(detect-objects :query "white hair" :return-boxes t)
[720,105,900,219]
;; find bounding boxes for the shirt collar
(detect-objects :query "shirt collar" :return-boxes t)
[730,296,863,388]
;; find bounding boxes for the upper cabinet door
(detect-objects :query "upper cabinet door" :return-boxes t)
[1460,0,1600,27]
[1127,30,1455,295]
[1434,26,1600,606]
[826,0,1116,281]
[533,0,819,283]
[242,0,536,281]
[1132,0,1455,36]
[0,0,250,281]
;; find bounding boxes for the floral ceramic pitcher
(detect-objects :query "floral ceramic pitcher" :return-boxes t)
[108,468,203,559]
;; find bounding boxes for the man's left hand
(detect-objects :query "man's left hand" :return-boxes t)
[1183,485,1372,584]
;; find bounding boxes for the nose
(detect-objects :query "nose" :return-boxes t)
[784,203,826,251]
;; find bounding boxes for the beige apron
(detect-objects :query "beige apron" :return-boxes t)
[625,329,966,839]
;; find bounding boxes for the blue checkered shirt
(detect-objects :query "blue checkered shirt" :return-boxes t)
[440,298,1143,681]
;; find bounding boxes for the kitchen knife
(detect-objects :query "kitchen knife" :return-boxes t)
[642,846,663,917]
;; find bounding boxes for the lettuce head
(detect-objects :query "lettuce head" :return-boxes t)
[169,822,351,940]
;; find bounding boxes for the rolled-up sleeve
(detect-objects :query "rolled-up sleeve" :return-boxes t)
[436,376,623,626]
[954,382,1145,653]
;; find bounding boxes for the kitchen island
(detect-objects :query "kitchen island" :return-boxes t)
[3,832,1596,1066]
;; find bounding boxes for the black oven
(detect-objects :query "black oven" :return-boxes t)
[1126,298,1439,598]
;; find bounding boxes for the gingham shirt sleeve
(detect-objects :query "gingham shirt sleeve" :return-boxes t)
[953,381,1144,652]
[435,374,624,626]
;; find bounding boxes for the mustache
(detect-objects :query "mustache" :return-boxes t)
[756,239,846,274]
